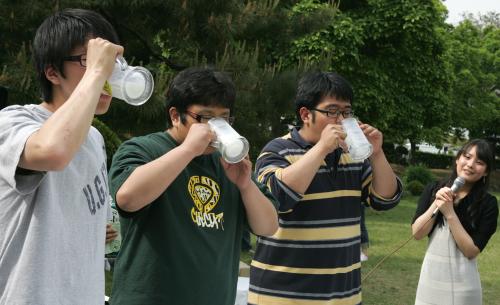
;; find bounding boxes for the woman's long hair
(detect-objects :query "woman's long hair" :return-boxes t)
[434,139,494,228]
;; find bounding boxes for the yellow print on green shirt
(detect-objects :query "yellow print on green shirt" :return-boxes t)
[188,175,224,230]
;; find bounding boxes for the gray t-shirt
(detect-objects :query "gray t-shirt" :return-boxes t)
[0,104,109,305]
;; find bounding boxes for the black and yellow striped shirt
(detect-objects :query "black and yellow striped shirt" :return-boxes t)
[249,128,402,305]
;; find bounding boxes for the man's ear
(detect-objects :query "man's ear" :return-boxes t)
[169,107,181,125]
[299,107,311,124]
[44,66,62,85]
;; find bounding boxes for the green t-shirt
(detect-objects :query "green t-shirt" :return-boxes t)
[108,132,275,305]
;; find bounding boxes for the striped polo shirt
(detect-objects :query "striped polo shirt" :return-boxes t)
[249,127,402,305]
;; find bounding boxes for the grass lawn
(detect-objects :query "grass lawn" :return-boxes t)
[106,193,500,304]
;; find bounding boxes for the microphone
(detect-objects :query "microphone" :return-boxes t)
[431,176,465,217]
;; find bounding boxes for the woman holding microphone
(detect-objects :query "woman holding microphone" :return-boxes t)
[412,139,498,305]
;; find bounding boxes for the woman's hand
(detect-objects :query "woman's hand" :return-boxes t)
[434,187,456,217]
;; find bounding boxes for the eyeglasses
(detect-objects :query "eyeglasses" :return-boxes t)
[311,108,354,119]
[185,110,235,125]
[63,54,87,67]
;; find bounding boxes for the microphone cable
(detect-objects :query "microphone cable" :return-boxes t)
[363,179,464,282]
[362,210,437,282]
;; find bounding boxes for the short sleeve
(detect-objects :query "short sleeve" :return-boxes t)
[0,106,45,194]
[108,138,154,218]
[411,181,438,224]
[470,194,498,251]
[361,159,403,211]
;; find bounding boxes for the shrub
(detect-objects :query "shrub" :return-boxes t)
[412,151,452,169]
[407,180,425,196]
[404,164,435,186]
[383,142,408,165]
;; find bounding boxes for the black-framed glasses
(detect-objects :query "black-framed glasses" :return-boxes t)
[311,108,354,119]
[63,54,87,67]
[185,110,235,125]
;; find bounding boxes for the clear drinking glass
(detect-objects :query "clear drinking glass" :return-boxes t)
[106,56,154,106]
[208,118,249,163]
[341,117,373,161]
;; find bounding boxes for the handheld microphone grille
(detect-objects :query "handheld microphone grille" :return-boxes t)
[431,176,465,217]
[450,176,465,193]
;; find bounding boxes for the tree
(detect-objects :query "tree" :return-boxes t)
[280,0,453,160]
[0,0,334,158]
[462,11,500,29]
[447,18,500,156]
[3,0,496,162]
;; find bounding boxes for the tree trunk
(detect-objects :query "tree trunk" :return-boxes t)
[409,139,418,164]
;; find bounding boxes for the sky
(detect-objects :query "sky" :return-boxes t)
[443,0,500,24]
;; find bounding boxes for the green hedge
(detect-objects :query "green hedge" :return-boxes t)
[412,151,452,169]
[383,142,408,165]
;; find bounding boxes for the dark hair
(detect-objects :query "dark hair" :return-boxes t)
[434,139,494,228]
[294,71,353,124]
[164,67,236,128]
[33,8,119,102]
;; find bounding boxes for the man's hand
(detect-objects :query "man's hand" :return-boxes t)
[105,224,118,244]
[85,38,124,81]
[221,156,252,191]
[360,123,383,156]
[317,124,347,154]
[180,123,216,157]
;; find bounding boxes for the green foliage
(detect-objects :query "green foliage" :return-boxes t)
[1,0,498,162]
[463,11,500,29]
[383,143,409,165]
[407,180,425,196]
[446,19,500,155]
[412,151,453,169]
[396,145,409,156]
[404,164,435,186]
[290,0,329,15]
[282,0,453,148]
[0,43,39,105]
[92,118,122,168]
